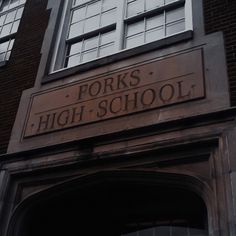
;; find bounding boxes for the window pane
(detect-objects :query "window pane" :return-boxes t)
[0,0,10,11]
[11,19,20,33]
[0,39,13,61]
[146,0,164,10]
[84,36,98,50]
[70,41,82,55]
[0,15,6,26]
[0,52,6,62]
[9,38,14,49]
[122,226,207,236]
[165,0,177,4]
[99,43,114,57]
[1,23,12,37]
[125,33,144,49]
[172,227,189,236]
[67,53,80,67]
[5,10,17,24]
[127,0,144,18]
[81,49,97,62]
[146,14,164,30]
[146,27,164,42]
[101,9,116,27]
[86,1,101,17]
[15,7,24,20]
[74,0,90,7]
[5,51,11,60]
[166,19,185,36]
[0,0,25,63]
[9,0,19,9]
[84,15,100,33]
[72,7,86,23]
[166,7,185,23]
[0,41,9,54]
[189,228,208,236]
[126,20,144,37]
[100,30,115,45]
[155,226,171,236]
[68,21,84,38]
[103,0,115,11]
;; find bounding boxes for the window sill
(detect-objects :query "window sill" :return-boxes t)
[43,30,193,83]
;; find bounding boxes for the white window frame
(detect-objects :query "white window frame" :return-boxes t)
[50,0,193,73]
[0,0,26,64]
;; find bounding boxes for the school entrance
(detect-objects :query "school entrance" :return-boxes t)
[8,171,208,236]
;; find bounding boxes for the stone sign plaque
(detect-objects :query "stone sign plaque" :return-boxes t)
[24,49,205,137]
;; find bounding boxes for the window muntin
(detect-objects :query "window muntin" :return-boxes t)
[0,37,13,61]
[0,0,26,63]
[68,0,116,38]
[66,29,115,67]
[121,225,208,236]
[125,0,185,49]
[53,0,192,71]
[68,0,117,39]
[63,0,117,68]
[126,0,177,17]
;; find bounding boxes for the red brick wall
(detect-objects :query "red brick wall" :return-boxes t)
[0,0,50,154]
[204,0,236,105]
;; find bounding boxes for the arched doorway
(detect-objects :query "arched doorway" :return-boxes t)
[8,171,209,236]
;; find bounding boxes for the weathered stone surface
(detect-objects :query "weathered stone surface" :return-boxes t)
[25,49,204,137]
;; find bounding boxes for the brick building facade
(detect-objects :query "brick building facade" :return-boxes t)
[0,0,50,154]
[0,0,236,235]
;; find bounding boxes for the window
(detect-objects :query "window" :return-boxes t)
[121,225,208,236]
[52,0,192,71]
[0,0,26,64]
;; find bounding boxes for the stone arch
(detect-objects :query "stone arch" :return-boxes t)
[7,170,213,236]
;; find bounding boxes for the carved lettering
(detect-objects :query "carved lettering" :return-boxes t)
[37,114,51,132]
[34,78,199,134]
[97,100,108,118]
[25,50,204,137]
[130,69,141,87]
[177,80,191,99]
[78,84,88,101]
[110,96,122,114]
[140,89,156,107]
[159,84,175,103]
[117,72,129,90]
[89,81,102,97]
[71,106,85,124]
[36,105,85,133]
[76,69,142,102]
[57,110,70,127]
[124,92,138,111]
[103,77,115,94]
